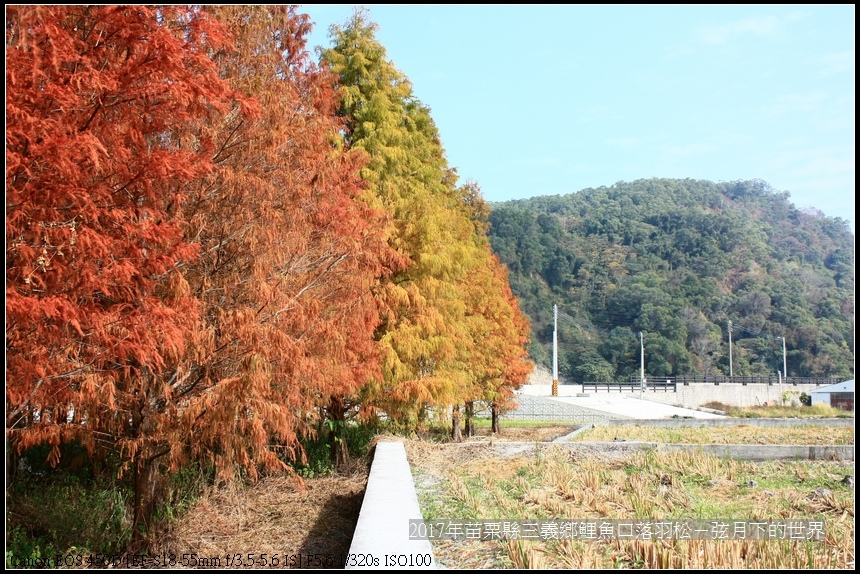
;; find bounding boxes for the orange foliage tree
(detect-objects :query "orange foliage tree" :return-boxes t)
[475,255,534,435]
[7,5,398,539]
[172,5,399,474]
[5,5,239,539]
[453,185,533,440]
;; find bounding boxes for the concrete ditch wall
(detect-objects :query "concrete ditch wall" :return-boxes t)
[609,417,854,428]
[347,441,436,570]
[659,443,855,461]
[554,440,854,462]
[565,418,854,460]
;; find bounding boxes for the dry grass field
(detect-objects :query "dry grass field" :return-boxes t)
[406,428,855,569]
[572,424,855,445]
[156,424,854,569]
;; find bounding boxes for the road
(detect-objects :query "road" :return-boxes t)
[516,391,725,420]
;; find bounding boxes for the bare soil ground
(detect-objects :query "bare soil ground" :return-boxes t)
[157,471,367,569]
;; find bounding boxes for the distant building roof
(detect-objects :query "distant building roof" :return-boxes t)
[810,380,854,395]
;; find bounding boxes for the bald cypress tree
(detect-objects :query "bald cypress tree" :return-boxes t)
[321,10,532,433]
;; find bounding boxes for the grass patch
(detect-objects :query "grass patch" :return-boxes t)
[6,473,133,568]
[289,421,382,478]
[725,404,853,419]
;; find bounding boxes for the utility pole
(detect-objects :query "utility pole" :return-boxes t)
[639,331,645,392]
[727,320,733,378]
[782,336,787,381]
[552,304,558,397]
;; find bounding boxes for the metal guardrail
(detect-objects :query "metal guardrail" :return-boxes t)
[583,381,676,392]
[582,376,835,392]
[626,375,837,387]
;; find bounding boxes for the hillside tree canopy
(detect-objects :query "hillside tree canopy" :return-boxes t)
[488,178,854,383]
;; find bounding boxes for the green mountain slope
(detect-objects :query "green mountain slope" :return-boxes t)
[488,178,854,382]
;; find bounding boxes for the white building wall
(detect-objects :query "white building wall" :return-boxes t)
[810,393,830,407]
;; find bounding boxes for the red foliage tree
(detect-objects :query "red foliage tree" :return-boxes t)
[6,5,239,540]
[171,5,400,475]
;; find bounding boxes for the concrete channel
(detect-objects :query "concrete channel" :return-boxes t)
[346,441,436,569]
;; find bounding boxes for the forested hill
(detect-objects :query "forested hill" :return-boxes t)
[488,178,855,382]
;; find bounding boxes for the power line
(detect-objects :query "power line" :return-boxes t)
[558,305,784,345]
[556,309,638,338]
[729,321,785,341]
[556,309,609,336]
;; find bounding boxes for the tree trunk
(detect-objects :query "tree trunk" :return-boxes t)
[491,402,501,434]
[131,455,158,548]
[451,404,462,442]
[327,395,349,470]
[6,438,19,491]
[6,409,26,489]
[464,401,474,437]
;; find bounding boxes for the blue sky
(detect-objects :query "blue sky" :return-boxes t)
[299,5,855,229]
